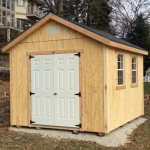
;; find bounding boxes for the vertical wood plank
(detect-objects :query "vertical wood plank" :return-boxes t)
[27,55,32,127]
[9,50,13,125]
[22,43,28,126]
[103,45,109,133]
[11,48,17,125]
[63,39,77,50]
[15,44,23,125]
[82,38,104,132]
[82,38,91,131]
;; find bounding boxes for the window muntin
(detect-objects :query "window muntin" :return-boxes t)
[118,54,124,85]
[132,57,137,84]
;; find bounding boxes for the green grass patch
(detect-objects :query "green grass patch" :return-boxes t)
[144,82,150,94]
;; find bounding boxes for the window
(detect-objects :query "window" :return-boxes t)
[2,11,6,16]
[36,5,39,11]
[118,54,124,85]
[11,0,14,10]
[7,0,10,9]
[11,14,15,27]
[2,0,11,9]
[132,57,137,84]
[18,0,24,6]
[2,0,6,7]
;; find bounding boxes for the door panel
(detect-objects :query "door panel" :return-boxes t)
[54,53,80,128]
[31,55,55,125]
[31,53,80,128]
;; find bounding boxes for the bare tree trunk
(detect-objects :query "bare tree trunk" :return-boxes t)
[42,0,63,16]
[58,0,63,15]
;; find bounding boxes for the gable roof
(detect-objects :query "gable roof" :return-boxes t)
[74,23,144,50]
[2,13,148,55]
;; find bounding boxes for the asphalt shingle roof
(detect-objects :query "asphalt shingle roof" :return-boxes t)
[70,21,146,51]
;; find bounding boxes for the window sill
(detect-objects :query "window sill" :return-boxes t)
[131,84,138,88]
[17,5,25,7]
[116,85,126,90]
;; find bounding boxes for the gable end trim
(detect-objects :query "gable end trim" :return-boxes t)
[2,13,148,55]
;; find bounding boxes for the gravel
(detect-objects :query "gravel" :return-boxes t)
[10,117,147,147]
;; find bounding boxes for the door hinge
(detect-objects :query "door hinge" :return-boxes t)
[74,52,80,57]
[29,55,34,59]
[30,92,35,96]
[75,92,81,97]
[30,120,35,124]
[75,123,81,128]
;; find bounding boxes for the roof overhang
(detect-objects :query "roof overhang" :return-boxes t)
[2,13,148,55]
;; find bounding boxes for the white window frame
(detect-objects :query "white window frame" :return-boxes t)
[118,54,124,86]
[132,56,137,84]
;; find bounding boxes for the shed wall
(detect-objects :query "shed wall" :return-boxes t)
[10,20,104,132]
[108,48,144,132]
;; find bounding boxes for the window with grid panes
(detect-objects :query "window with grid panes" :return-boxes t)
[118,54,124,85]
[132,57,137,84]
[12,0,14,10]
[7,0,10,9]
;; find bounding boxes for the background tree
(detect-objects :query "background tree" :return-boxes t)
[109,0,150,38]
[81,0,112,32]
[42,0,63,16]
[42,0,112,32]
[126,13,150,72]
[63,0,83,22]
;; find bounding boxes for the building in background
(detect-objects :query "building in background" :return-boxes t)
[0,0,44,49]
[0,0,44,27]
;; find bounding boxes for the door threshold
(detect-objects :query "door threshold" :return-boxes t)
[30,124,80,131]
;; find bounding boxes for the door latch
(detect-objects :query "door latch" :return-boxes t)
[30,120,35,124]
[30,92,35,96]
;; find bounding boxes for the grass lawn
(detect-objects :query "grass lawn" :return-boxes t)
[0,84,149,149]
[144,82,150,94]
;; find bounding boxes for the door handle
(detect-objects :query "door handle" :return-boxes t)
[54,93,57,95]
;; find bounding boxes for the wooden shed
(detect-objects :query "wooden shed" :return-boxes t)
[2,13,148,134]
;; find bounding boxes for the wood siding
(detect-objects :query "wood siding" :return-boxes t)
[9,19,144,133]
[10,20,104,132]
[108,48,144,132]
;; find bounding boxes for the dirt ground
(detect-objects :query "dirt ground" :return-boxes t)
[0,81,149,149]
[0,101,148,150]
[0,80,10,126]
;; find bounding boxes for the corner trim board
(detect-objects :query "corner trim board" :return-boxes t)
[103,45,109,134]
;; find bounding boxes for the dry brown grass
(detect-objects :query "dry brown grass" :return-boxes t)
[0,83,149,149]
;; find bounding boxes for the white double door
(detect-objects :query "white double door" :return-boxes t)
[30,53,80,128]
